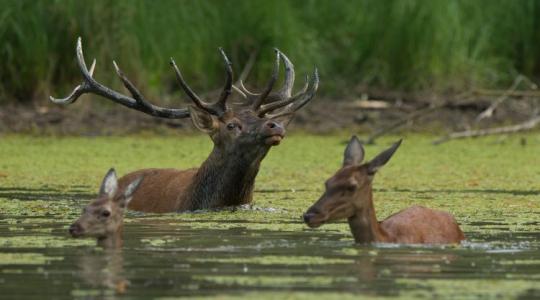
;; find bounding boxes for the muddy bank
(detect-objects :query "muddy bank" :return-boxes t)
[0,94,533,135]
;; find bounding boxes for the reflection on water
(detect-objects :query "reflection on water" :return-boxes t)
[1,190,540,299]
[76,249,128,297]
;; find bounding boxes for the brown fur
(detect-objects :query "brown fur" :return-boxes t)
[69,169,143,248]
[304,138,465,245]
[119,109,288,213]
[119,168,196,212]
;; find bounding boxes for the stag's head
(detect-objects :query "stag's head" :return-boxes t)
[50,39,319,156]
[303,137,402,228]
[177,49,318,155]
[69,169,143,239]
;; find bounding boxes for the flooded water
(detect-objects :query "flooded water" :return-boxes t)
[1,189,540,299]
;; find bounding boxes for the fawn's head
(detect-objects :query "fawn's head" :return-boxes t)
[69,169,143,239]
[303,137,402,228]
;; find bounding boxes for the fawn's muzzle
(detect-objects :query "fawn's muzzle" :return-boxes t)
[69,223,83,237]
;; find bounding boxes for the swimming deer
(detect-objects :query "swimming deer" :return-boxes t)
[51,38,318,213]
[303,137,465,244]
[69,168,143,248]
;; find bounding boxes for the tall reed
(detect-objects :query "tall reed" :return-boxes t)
[0,0,538,103]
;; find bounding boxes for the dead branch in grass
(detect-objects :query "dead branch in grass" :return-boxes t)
[475,75,538,122]
[433,115,540,145]
[365,104,443,144]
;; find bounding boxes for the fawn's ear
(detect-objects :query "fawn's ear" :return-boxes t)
[367,139,402,174]
[189,105,218,133]
[99,168,118,199]
[118,176,144,208]
[343,136,365,167]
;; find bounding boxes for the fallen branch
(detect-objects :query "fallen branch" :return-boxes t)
[433,116,540,145]
[366,104,443,144]
[475,75,538,122]
[473,89,540,98]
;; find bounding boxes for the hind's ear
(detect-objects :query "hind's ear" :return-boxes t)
[118,176,144,208]
[367,139,402,174]
[343,136,365,167]
[99,168,118,199]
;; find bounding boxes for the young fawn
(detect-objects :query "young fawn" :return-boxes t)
[303,137,465,244]
[69,169,143,248]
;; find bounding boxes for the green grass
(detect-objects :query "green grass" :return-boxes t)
[1,0,539,103]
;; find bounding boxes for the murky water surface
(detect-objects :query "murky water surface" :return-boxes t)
[1,189,539,300]
[1,135,539,299]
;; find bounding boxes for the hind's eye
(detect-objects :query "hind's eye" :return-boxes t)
[226,123,236,130]
[101,210,111,217]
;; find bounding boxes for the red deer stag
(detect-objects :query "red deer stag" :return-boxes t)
[51,38,318,213]
[303,137,465,244]
[69,168,143,248]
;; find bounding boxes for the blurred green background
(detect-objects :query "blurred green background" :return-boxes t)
[1,0,539,103]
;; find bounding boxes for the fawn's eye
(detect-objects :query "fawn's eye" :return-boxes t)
[101,210,111,217]
[226,123,236,130]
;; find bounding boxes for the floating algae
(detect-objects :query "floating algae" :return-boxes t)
[0,253,63,265]
[0,134,539,299]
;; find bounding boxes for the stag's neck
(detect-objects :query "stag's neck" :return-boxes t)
[187,145,269,210]
[348,188,388,244]
[97,225,123,249]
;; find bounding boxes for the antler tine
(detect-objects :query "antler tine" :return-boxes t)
[112,61,154,112]
[294,74,310,98]
[236,80,259,98]
[257,73,308,117]
[49,46,96,105]
[169,58,208,111]
[215,47,232,113]
[252,50,280,110]
[274,49,295,98]
[50,37,190,119]
[265,68,319,119]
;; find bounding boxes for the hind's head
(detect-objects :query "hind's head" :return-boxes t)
[303,137,402,228]
[69,169,143,239]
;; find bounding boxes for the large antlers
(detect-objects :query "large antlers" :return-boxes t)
[50,37,233,118]
[51,38,318,119]
[235,49,319,118]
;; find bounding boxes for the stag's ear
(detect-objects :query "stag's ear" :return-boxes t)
[189,105,217,133]
[99,168,118,199]
[343,136,365,167]
[118,176,144,208]
[367,139,402,174]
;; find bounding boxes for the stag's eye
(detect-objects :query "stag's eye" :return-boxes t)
[101,210,111,218]
[226,122,236,130]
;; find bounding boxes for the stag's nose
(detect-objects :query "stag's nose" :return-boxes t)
[265,120,283,130]
[69,223,82,237]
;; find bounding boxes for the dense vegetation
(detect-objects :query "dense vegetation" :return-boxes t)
[1,0,539,103]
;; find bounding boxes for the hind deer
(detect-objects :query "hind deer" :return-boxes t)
[303,137,465,244]
[51,38,318,213]
[69,168,143,248]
